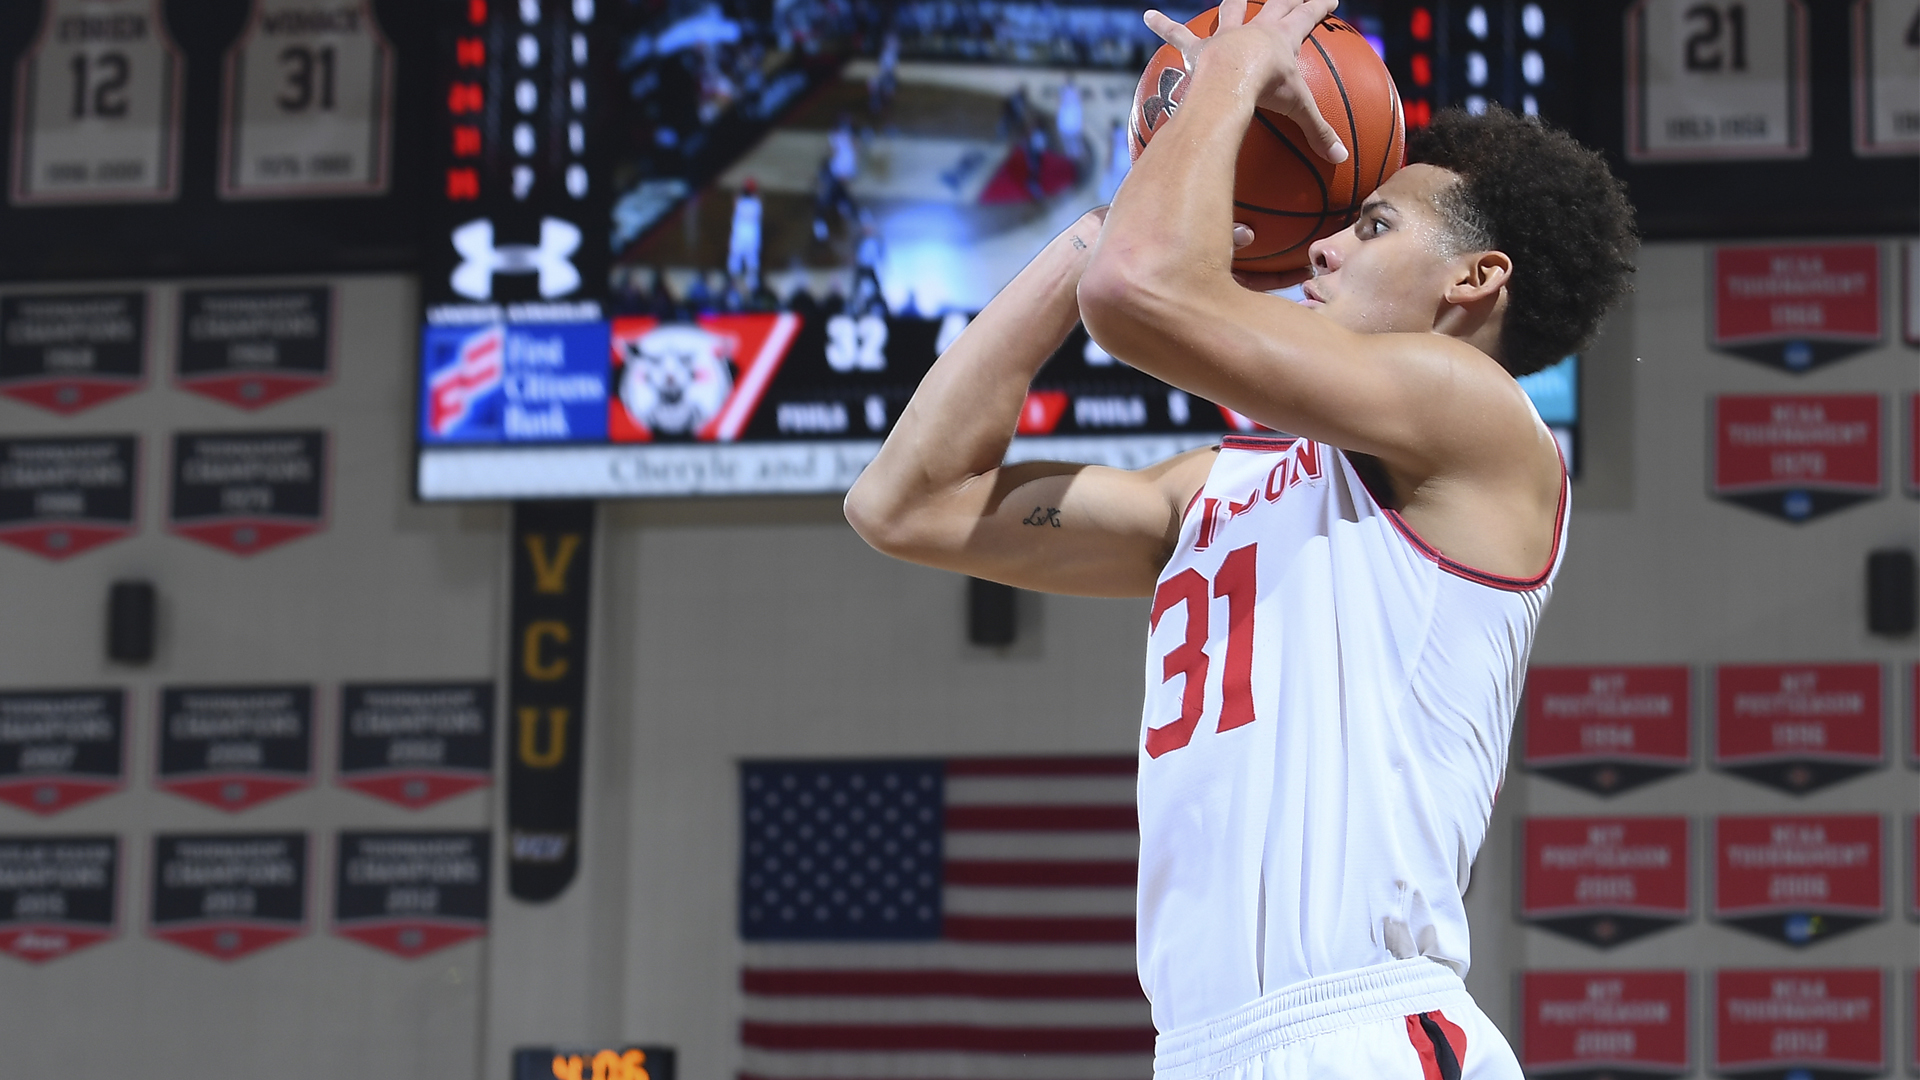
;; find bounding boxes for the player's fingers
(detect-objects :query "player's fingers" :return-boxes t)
[1283,92,1348,162]
[1219,0,1250,28]
[1278,0,1341,36]
[1231,223,1255,250]
[1142,10,1200,52]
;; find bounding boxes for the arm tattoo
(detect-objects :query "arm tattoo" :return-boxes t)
[1022,507,1062,527]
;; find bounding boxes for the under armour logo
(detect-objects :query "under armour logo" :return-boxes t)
[450,217,582,300]
[1139,67,1186,136]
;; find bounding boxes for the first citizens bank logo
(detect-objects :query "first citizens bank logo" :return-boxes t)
[421,323,608,443]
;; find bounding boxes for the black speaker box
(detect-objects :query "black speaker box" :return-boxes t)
[968,578,1016,646]
[1866,550,1915,637]
[108,581,155,663]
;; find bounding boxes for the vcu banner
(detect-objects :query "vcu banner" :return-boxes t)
[507,501,593,902]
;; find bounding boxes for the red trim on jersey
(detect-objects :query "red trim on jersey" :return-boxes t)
[1405,1010,1467,1080]
[1182,486,1205,523]
[1220,434,1297,452]
[1342,447,1568,593]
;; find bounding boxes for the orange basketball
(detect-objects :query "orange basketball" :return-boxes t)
[1129,3,1405,271]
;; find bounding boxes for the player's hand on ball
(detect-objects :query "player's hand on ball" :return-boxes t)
[1144,0,1348,164]
[1230,224,1314,292]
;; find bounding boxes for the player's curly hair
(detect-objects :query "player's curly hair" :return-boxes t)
[1408,106,1638,377]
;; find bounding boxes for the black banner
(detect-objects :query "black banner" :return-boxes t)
[176,287,332,408]
[157,686,312,811]
[0,292,145,413]
[338,682,493,809]
[0,835,116,963]
[168,430,327,555]
[150,832,307,960]
[334,830,489,958]
[0,689,124,814]
[514,1046,675,1080]
[507,501,593,902]
[0,436,138,560]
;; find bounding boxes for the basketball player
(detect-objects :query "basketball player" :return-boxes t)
[845,0,1637,1076]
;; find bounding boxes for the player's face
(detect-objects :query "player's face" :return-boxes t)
[1298,165,1472,334]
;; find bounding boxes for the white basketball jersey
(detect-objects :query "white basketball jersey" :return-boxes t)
[1135,434,1569,1033]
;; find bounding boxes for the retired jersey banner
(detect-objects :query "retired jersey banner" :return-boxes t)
[1519,971,1688,1080]
[0,292,146,413]
[1521,817,1690,947]
[176,288,332,408]
[169,430,326,555]
[0,436,137,559]
[0,689,124,814]
[218,0,393,198]
[419,321,609,444]
[1523,666,1692,795]
[9,0,183,204]
[157,686,312,811]
[1713,815,1883,946]
[1712,245,1882,371]
[333,831,487,957]
[1714,969,1884,1079]
[338,682,492,808]
[1852,0,1920,155]
[150,833,306,960]
[0,836,116,963]
[1714,664,1884,793]
[1905,246,1919,347]
[1713,394,1881,521]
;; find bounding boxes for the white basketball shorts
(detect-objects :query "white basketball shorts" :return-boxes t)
[1151,958,1523,1080]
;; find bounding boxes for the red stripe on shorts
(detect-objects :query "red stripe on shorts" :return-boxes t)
[1405,1010,1467,1080]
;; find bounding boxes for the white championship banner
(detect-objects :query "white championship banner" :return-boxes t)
[219,0,393,198]
[9,0,182,204]
[1625,0,1811,161]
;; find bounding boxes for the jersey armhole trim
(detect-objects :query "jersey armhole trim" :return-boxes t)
[1343,448,1569,593]
[1220,434,1297,452]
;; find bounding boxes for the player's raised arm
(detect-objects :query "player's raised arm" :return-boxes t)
[843,210,1213,599]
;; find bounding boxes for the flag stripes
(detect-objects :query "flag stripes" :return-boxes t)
[740,757,1150,1080]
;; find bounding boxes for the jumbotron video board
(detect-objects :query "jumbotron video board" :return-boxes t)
[412,0,1582,500]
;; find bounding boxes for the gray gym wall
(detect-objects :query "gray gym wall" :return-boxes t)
[0,243,1914,1078]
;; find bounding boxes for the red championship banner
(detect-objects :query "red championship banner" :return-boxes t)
[1713,244,1882,372]
[1521,817,1690,947]
[1714,815,1884,946]
[1910,664,1918,768]
[1906,394,1918,497]
[1523,666,1692,795]
[1909,815,1918,923]
[1713,394,1882,522]
[1714,969,1884,1079]
[1714,663,1885,793]
[1911,970,1919,1075]
[1904,242,1919,348]
[1520,971,1688,1079]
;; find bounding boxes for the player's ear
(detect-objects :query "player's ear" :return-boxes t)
[1444,249,1512,307]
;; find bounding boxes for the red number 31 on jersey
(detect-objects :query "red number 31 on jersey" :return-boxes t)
[1146,543,1257,758]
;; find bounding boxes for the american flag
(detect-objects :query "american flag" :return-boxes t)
[738,757,1151,1080]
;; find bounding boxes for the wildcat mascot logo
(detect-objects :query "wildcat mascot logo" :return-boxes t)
[608,314,801,442]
